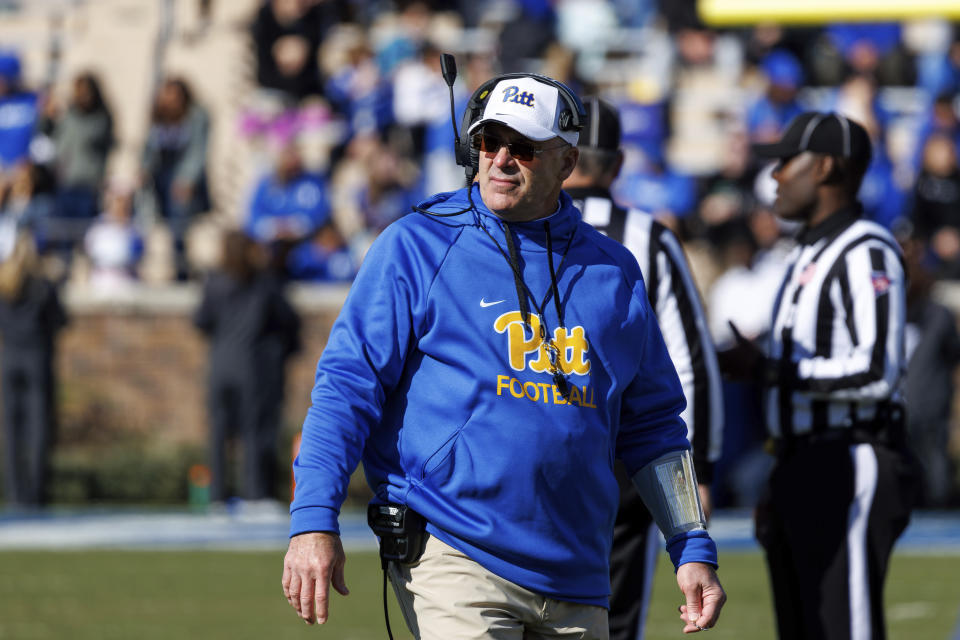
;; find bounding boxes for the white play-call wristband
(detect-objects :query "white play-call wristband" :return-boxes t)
[631,449,706,539]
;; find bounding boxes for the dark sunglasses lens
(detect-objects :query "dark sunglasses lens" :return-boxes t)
[507,140,535,160]
[480,133,503,154]
[477,133,536,160]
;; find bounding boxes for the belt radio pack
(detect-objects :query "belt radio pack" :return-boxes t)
[367,503,426,568]
[367,503,426,640]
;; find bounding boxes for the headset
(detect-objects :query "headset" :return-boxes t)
[442,58,586,184]
[413,57,587,220]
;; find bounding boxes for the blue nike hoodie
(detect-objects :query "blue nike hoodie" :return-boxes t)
[290,184,717,606]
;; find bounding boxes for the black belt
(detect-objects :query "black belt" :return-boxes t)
[769,420,906,458]
[769,402,907,458]
[768,428,865,457]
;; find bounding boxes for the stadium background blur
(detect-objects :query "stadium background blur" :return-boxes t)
[1,0,960,512]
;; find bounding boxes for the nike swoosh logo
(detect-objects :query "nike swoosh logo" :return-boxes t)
[480,298,505,308]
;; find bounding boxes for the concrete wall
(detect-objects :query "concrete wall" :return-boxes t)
[26,279,960,503]
[54,283,348,452]
[48,280,960,451]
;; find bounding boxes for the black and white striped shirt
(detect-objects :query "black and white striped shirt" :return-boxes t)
[766,206,906,439]
[569,187,724,481]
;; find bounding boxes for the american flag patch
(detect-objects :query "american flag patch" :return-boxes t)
[872,272,891,295]
[798,263,817,285]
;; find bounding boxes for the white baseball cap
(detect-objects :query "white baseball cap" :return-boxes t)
[467,76,580,146]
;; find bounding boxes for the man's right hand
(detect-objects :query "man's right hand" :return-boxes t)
[282,532,349,625]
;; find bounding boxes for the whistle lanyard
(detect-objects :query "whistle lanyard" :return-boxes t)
[479,217,577,398]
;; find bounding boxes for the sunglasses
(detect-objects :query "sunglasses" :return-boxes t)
[470,132,565,161]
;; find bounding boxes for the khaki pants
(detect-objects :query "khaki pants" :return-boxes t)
[388,534,609,640]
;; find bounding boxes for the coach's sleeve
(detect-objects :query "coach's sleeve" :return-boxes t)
[615,278,690,475]
[289,222,433,537]
[617,277,718,570]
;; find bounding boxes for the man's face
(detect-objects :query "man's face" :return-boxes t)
[770,151,820,222]
[477,123,578,222]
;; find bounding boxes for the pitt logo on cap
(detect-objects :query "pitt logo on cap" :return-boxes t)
[502,86,535,107]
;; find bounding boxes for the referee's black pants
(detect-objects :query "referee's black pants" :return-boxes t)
[609,462,659,640]
[755,437,919,640]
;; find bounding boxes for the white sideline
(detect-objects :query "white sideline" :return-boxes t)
[0,507,957,553]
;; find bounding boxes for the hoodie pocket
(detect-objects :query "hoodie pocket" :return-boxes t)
[417,421,467,482]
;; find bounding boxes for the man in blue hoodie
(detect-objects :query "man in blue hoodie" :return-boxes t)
[282,74,726,638]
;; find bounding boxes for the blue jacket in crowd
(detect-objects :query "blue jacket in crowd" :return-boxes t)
[0,91,37,169]
[290,184,718,606]
[246,171,330,243]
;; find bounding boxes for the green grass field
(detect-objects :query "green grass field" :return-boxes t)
[0,550,956,639]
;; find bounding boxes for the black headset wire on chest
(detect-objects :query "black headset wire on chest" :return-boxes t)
[477,213,578,399]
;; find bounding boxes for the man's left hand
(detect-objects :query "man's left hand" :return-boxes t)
[676,562,726,633]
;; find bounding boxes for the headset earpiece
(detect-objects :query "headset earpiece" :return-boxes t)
[456,77,502,181]
[468,147,480,181]
[455,106,474,169]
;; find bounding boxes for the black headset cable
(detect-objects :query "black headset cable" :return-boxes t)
[478,214,576,399]
[383,568,394,640]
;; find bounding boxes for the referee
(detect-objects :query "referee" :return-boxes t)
[719,112,921,640]
[564,98,724,640]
